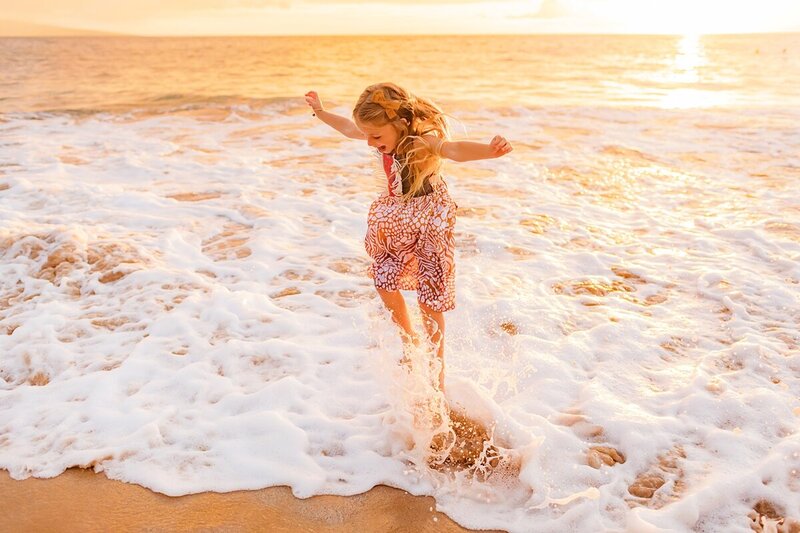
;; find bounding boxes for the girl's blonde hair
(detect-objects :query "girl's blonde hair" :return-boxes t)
[353,82,451,201]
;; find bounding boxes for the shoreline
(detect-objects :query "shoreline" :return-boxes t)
[0,468,503,532]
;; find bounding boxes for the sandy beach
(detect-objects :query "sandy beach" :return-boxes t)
[0,468,501,532]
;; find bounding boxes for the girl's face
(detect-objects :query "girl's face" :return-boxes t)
[356,120,400,154]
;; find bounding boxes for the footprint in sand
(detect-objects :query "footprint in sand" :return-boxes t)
[586,446,626,469]
[748,499,800,533]
[626,445,686,507]
[552,407,626,469]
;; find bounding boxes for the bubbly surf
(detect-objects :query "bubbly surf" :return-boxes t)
[1,34,799,532]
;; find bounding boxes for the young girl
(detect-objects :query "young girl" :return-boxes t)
[304,82,512,394]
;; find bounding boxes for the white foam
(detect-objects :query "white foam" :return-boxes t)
[0,102,798,531]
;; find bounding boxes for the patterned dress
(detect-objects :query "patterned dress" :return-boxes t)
[364,150,458,312]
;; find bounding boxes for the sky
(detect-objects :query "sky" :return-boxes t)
[2,0,800,36]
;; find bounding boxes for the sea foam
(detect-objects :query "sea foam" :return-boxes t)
[1,100,799,532]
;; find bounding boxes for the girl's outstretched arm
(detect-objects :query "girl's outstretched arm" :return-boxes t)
[305,91,366,140]
[432,135,513,162]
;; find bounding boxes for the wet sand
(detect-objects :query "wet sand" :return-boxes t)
[0,468,502,533]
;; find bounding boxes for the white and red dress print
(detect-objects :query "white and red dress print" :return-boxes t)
[364,150,457,312]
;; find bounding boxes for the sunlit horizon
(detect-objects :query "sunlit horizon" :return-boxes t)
[1,0,800,37]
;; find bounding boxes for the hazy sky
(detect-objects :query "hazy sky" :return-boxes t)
[3,0,800,35]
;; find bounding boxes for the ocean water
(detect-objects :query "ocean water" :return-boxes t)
[1,34,799,532]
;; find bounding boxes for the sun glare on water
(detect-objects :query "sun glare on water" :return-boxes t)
[658,34,734,109]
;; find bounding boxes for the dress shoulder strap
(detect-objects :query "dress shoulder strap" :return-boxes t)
[381,153,402,197]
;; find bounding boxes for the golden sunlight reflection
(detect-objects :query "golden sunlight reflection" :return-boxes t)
[604,35,739,109]
[671,35,704,84]
[658,35,732,109]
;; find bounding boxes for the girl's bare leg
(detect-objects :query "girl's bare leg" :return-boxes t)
[419,302,446,393]
[376,288,420,350]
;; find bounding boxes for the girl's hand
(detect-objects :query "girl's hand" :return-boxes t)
[305,91,324,114]
[489,135,513,158]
